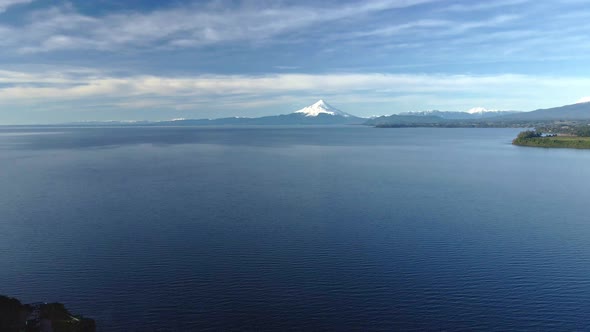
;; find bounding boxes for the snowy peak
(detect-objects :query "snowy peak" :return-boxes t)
[399,108,519,120]
[314,99,329,108]
[293,100,354,117]
[467,107,500,114]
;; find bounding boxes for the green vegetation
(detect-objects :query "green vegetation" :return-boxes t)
[574,126,590,137]
[515,130,542,139]
[513,129,590,149]
[535,122,590,136]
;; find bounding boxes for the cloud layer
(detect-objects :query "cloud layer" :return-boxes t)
[0,0,587,58]
[1,0,439,53]
[1,69,589,122]
[0,0,589,123]
[0,0,31,13]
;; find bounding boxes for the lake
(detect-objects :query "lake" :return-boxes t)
[2,126,590,331]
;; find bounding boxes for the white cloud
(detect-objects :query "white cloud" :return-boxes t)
[577,97,590,104]
[0,0,32,13]
[353,14,519,39]
[0,0,438,53]
[0,72,527,100]
[0,0,586,68]
[354,19,450,37]
[443,0,530,12]
[1,70,589,116]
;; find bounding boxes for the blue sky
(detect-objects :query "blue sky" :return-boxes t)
[1,0,590,123]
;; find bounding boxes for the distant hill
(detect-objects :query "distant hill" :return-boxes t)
[400,109,519,120]
[365,114,447,126]
[366,102,590,127]
[492,102,590,121]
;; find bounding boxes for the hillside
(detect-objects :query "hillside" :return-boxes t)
[494,102,590,121]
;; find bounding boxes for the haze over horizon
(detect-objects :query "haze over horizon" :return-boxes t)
[1,0,590,124]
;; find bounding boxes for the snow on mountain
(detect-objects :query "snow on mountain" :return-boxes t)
[293,100,354,117]
[466,107,500,114]
[400,110,472,119]
[400,108,519,119]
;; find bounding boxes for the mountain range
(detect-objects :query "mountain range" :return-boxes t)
[399,108,519,120]
[490,102,590,121]
[65,100,590,127]
[169,101,590,127]
[157,100,364,126]
[367,102,590,126]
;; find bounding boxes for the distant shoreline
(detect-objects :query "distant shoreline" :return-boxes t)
[512,128,590,149]
[513,136,590,149]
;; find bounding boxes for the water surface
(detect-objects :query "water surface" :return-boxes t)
[2,126,590,331]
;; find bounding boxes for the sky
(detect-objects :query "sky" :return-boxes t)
[1,0,590,124]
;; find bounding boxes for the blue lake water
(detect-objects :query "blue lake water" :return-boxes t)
[2,126,590,331]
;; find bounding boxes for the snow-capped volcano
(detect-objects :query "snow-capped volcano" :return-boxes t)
[294,100,354,117]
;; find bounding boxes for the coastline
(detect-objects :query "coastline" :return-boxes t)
[0,295,95,332]
[512,136,590,149]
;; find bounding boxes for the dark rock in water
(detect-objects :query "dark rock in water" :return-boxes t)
[0,295,95,332]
